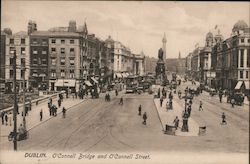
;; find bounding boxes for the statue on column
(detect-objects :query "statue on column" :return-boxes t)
[155,48,166,80]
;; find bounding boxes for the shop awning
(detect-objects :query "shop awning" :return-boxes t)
[244,81,249,90]
[39,74,46,77]
[91,77,98,84]
[55,79,76,87]
[122,73,128,78]
[32,73,38,77]
[235,81,243,89]
[85,80,92,87]
[115,73,122,78]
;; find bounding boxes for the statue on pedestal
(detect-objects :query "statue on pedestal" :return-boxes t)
[155,48,166,82]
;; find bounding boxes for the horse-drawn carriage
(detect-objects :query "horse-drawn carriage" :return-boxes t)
[227,93,244,106]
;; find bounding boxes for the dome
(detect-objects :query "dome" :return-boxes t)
[232,20,248,32]
[206,31,213,39]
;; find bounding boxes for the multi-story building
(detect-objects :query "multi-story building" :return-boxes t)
[144,56,157,75]
[29,31,49,89]
[214,20,250,92]
[191,46,203,81]
[1,31,7,81]
[133,51,145,76]
[185,53,192,77]
[48,32,81,91]
[5,31,30,92]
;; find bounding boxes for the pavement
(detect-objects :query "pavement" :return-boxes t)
[0,94,85,137]
[153,86,200,137]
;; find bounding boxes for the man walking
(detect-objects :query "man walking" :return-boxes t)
[221,112,227,125]
[160,96,163,107]
[115,89,118,96]
[138,105,142,116]
[231,98,235,108]
[199,101,203,111]
[1,112,4,125]
[173,116,179,129]
[142,112,147,125]
[119,97,123,105]
[40,109,43,121]
[5,114,8,126]
[62,107,66,118]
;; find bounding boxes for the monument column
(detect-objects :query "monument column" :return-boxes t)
[162,33,167,64]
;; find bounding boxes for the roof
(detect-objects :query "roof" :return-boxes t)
[13,31,27,36]
[232,20,248,32]
[30,31,81,37]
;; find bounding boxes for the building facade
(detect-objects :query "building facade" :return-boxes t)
[5,31,30,92]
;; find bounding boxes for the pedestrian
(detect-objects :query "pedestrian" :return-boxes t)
[169,99,173,110]
[142,112,147,125]
[40,109,43,121]
[62,107,66,118]
[231,98,235,108]
[115,89,118,96]
[160,96,163,107]
[58,98,61,108]
[75,91,78,99]
[173,116,179,129]
[138,105,142,116]
[221,112,227,125]
[5,114,8,126]
[1,112,4,125]
[199,101,203,111]
[189,99,193,106]
[187,105,192,117]
[119,97,123,105]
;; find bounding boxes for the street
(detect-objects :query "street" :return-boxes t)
[1,86,248,153]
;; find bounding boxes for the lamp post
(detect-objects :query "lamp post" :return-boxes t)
[13,50,18,151]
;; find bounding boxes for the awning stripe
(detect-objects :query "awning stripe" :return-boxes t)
[235,81,243,89]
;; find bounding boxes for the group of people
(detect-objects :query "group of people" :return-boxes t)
[1,111,10,126]
[47,95,67,119]
[105,93,111,102]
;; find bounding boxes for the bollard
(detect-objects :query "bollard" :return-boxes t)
[199,126,206,136]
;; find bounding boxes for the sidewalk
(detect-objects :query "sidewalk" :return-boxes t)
[0,96,85,137]
[153,85,200,137]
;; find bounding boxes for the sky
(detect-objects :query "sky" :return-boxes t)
[2,1,249,58]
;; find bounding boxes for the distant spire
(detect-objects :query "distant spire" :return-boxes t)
[179,51,181,59]
[162,32,167,43]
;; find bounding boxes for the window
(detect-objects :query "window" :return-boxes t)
[51,48,56,52]
[240,71,243,79]
[60,58,65,65]
[21,58,25,67]
[51,39,56,44]
[10,47,15,54]
[240,49,244,67]
[51,58,56,65]
[10,70,14,78]
[42,59,47,65]
[61,70,65,77]
[21,38,25,44]
[32,39,38,44]
[42,39,47,44]
[33,49,38,54]
[69,58,75,66]
[61,40,65,44]
[33,58,38,65]
[42,50,47,55]
[241,39,244,43]
[69,70,74,78]
[21,47,25,55]
[246,71,249,79]
[10,58,14,65]
[10,39,14,44]
[61,48,65,54]
[21,70,25,79]
[51,70,56,78]
[70,48,75,53]
[70,40,74,44]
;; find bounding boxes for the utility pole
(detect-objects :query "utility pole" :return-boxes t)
[13,50,17,151]
[22,67,26,130]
